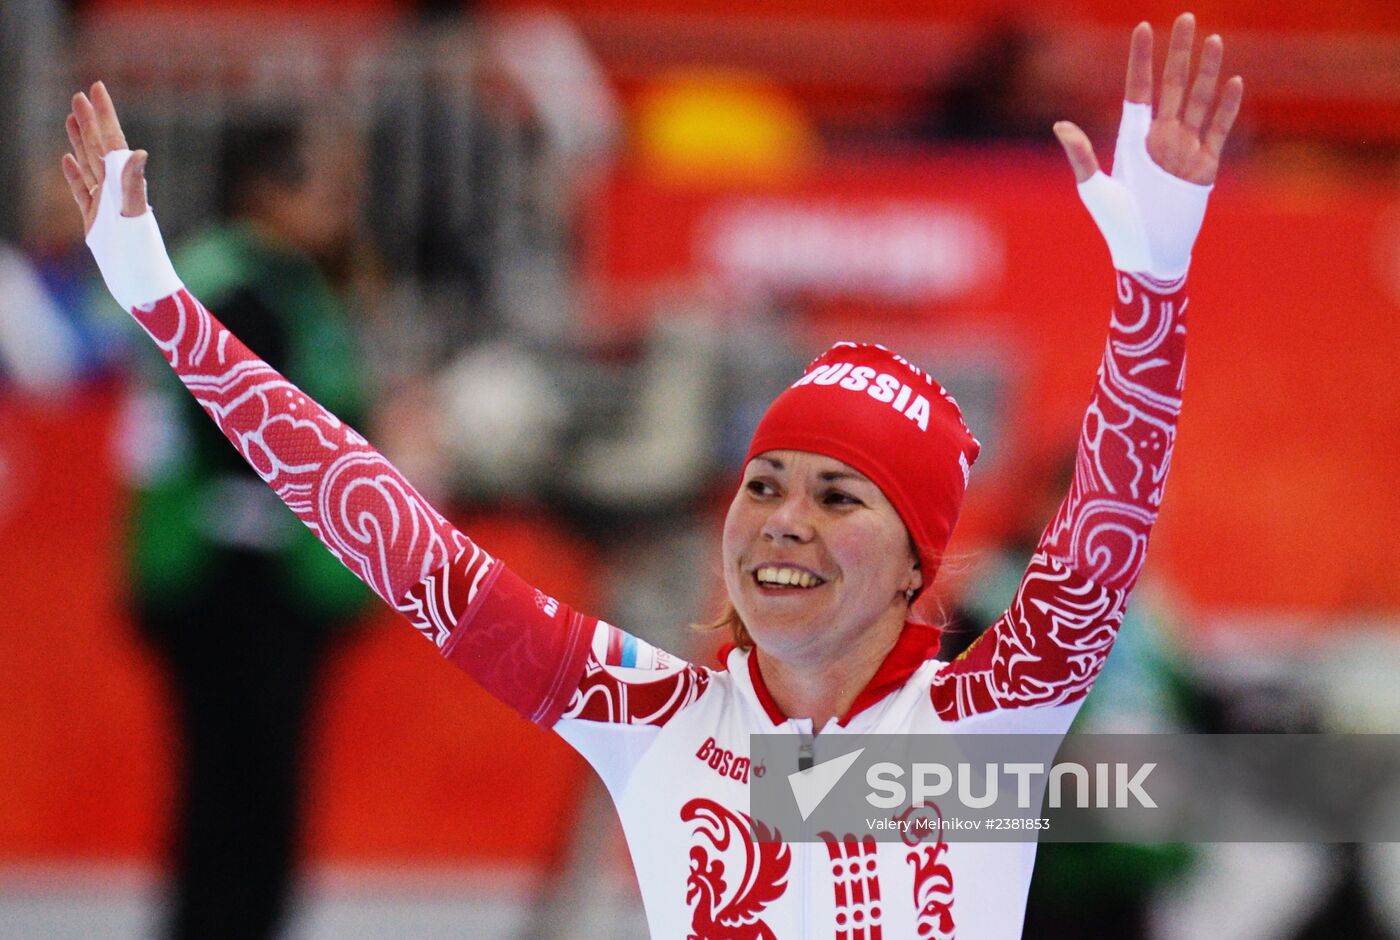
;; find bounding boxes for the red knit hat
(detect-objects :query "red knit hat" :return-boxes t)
[744,342,981,593]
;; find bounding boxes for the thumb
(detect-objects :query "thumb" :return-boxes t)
[121,149,148,218]
[1053,121,1099,184]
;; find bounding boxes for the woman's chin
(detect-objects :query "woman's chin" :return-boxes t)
[740,598,830,651]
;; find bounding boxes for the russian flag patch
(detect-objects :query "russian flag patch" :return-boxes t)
[593,622,677,674]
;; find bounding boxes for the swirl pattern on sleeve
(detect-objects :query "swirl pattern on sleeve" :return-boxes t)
[128,289,494,646]
[1039,271,1187,591]
[931,272,1185,721]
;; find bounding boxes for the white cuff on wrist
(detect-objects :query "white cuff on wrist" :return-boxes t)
[85,149,183,312]
[1076,101,1213,281]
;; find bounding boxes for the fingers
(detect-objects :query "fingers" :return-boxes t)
[71,82,128,182]
[64,112,99,192]
[1202,75,1244,159]
[1182,34,1223,133]
[122,150,149,217]
[60,153,93,215]
[65,80,140,231]
[1124,22,1153,105]
[1052,121,1099,183]
[1156,12,1196,119]
[89,81,129,153]
[71,91,108,184]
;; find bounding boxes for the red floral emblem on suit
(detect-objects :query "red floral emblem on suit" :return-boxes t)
[681,799,791,940]
[897,803,955,938]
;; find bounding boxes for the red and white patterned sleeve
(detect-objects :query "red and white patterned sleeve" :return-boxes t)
[930,271,1187,721]
[122,288,599,726]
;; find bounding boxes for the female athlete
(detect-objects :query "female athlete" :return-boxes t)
[64,13,1240,938]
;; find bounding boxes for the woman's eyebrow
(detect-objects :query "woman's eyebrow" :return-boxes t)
[753,457,867,484]
[818,470,870,484]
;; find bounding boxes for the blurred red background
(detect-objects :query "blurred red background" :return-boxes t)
[3,0,1398,894]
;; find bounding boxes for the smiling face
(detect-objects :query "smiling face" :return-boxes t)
[721,449,922,666]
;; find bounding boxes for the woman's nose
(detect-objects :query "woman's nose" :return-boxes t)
[761,493,816,543]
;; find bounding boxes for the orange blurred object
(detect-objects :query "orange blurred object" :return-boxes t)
[633,69,818,186]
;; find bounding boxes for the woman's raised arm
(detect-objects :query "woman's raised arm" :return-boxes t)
[1042,11,1241,588]
[62,83,596,726]
[930,14,1242,722]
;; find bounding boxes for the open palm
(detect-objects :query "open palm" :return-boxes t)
[1055,13,1243,185]
[61,81,148,235]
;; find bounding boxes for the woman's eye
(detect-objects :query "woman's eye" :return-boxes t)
[747,479,774,496]
[823,490,861,506]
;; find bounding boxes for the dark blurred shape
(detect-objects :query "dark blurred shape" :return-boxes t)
[1294,847,1398,940]
[217,122,309,221]
[0,1,60,242]
[913,21,1057,144]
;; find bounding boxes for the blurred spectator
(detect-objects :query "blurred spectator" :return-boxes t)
[0,239,82,394]
[368,4,493,347]
[485,7,620,166]
[127,115,374,940]
[0,153,128,394]
[1154,636,1400,940]
[366,1,619,365]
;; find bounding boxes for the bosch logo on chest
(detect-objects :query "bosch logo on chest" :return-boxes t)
[695,737,751,783]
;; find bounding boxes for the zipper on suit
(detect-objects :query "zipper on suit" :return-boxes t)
[792,718,814,937]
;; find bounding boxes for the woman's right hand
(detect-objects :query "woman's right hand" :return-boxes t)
[61,81,149,235]
[1052,14,1243,187]
[1049,13,1243,279]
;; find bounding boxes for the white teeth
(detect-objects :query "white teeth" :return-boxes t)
[755,566,822,588]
